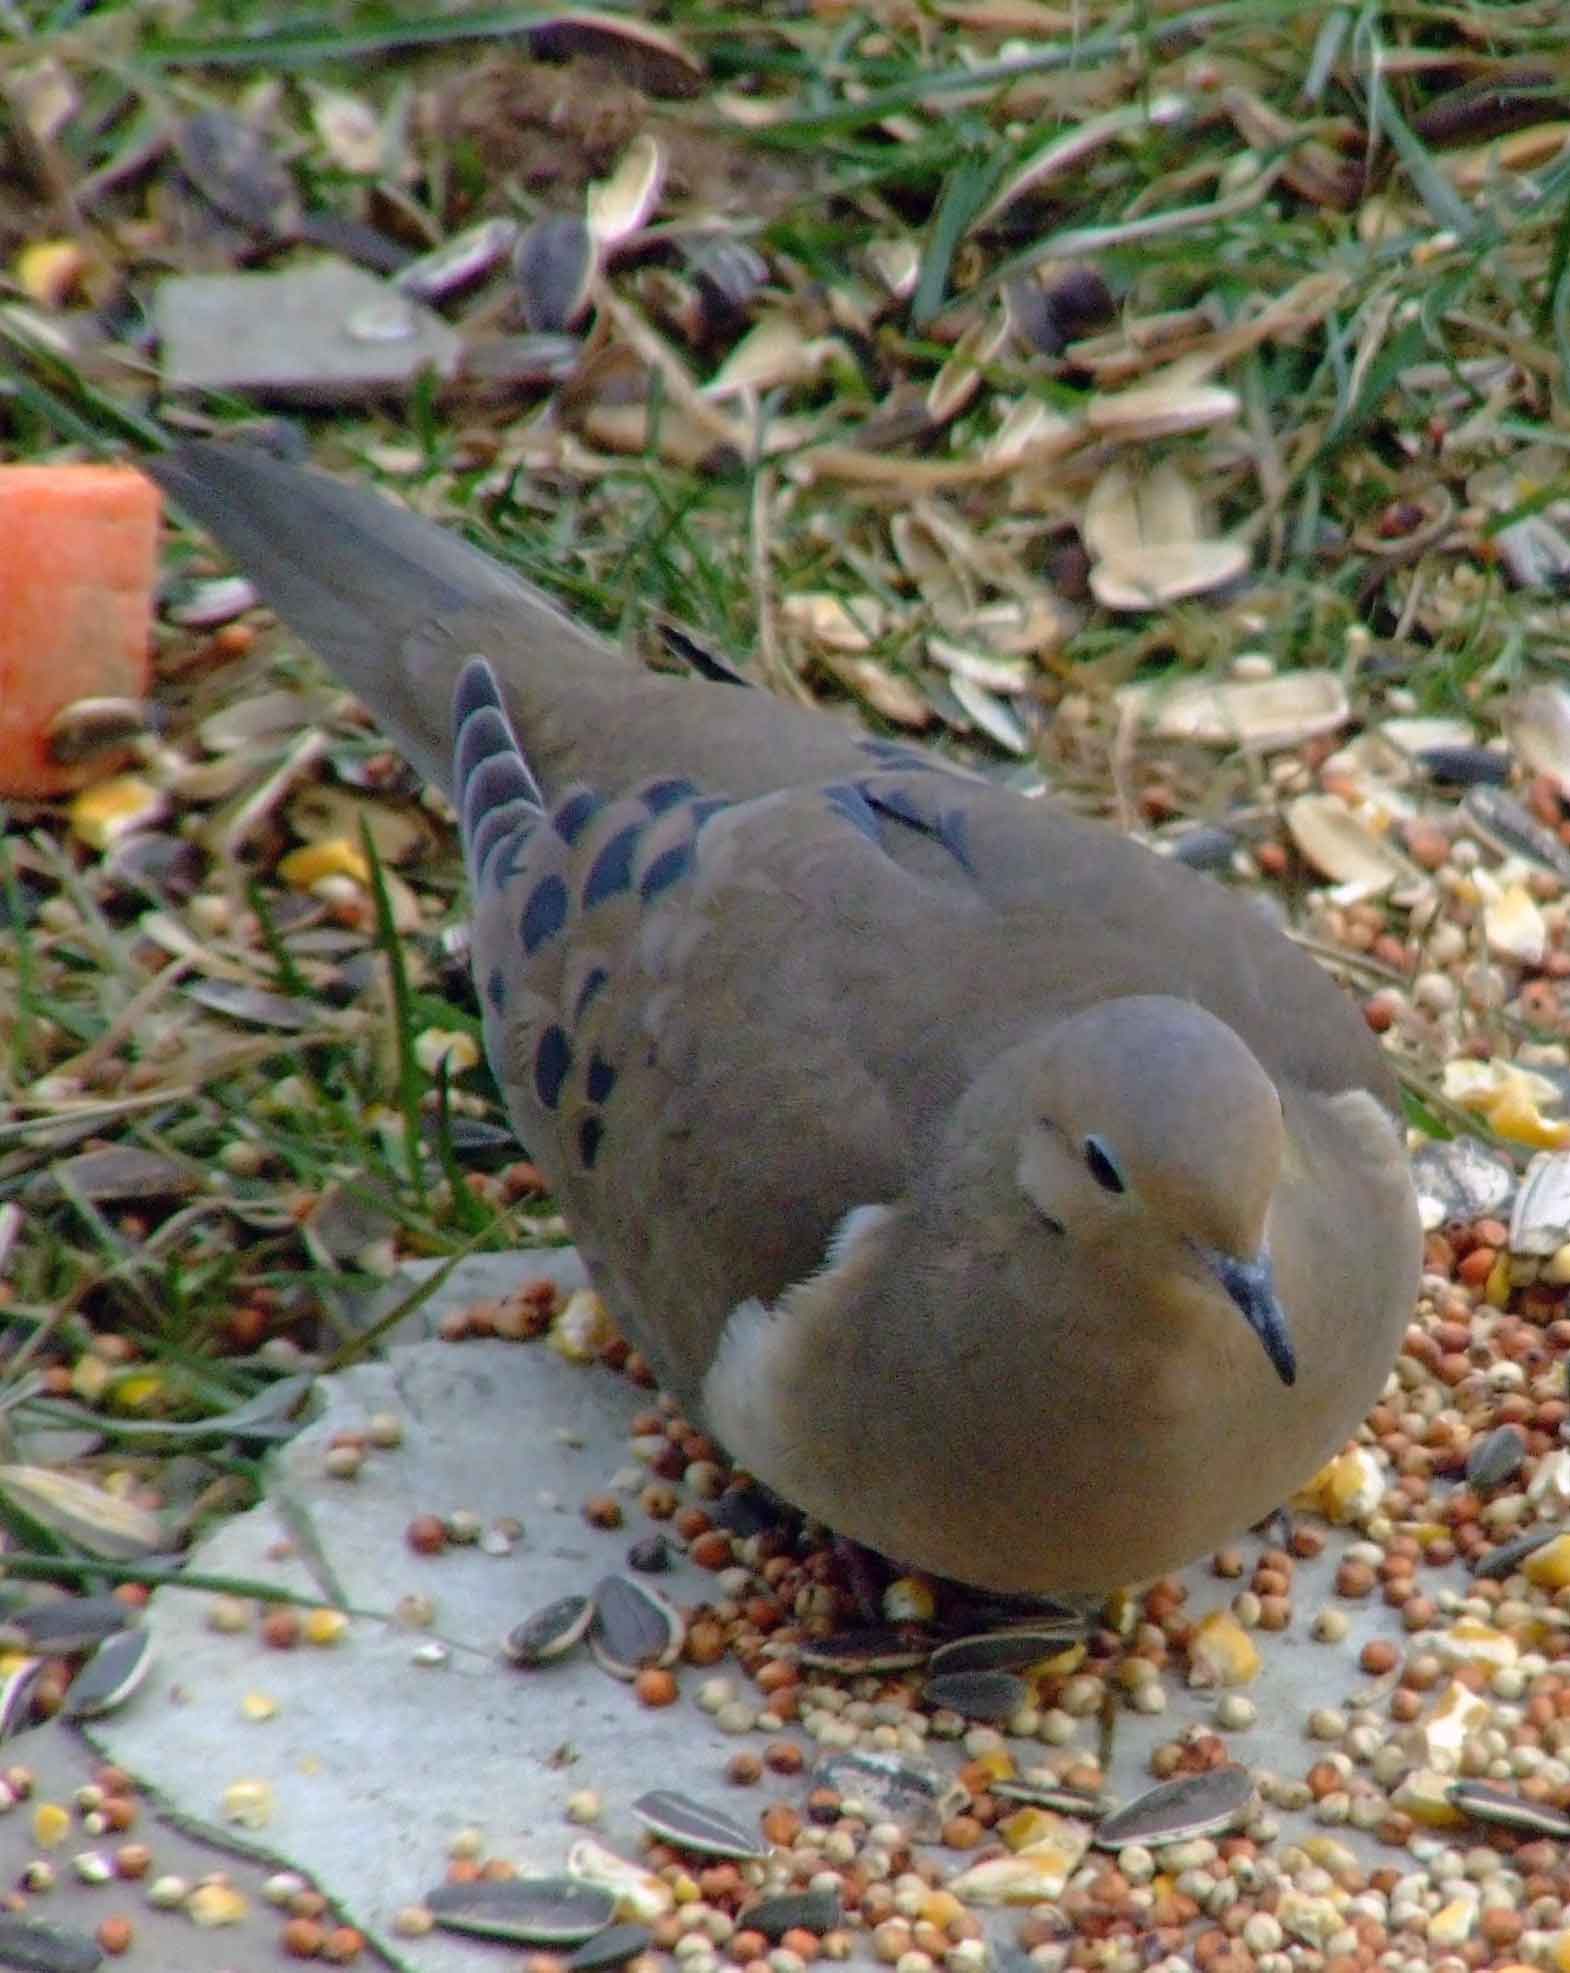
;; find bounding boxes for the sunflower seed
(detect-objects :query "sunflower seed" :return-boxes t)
[1473,1526,1561,1579]
[524,12,704,99]
[394,219,520,303]
[631,1790,767,1860]
[44,698,147,766]
[1165,825,1240,871]
[1087,377,1240,443]
[1447,1778,1570,1838]
[1463,786,1570,883]
[505,1594,593,1668]
[1285,793,1417,898]
[567,1922,655,1970]
[1466,1424,1528,1491]
[587,134,665,247]
[1419,745,1510,787]
[1092,1765,1254,1849]
[515,214,596,334]
[589,1575,684,1679]
[993,1777,1109,1816]
[1412,1137,1517,1235]
[1504,683,1570,795]
[13,1596,136,1654]
[689,238,769,321]
[795,1627,934,1674]
[1511,1151,1570,1257]
[0,1658,45,1741]
[163,575,260,629]
[426,1877,617,1945]
[738,1888,842,1940]
[922,1670,1031,1721]
[60,1629,152,1719]
[0,1467,164,1559]
[0,1914,104,1973]
[1119,671,1349,751]
[928,1628,1083,1677]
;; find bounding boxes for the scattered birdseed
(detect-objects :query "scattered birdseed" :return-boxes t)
[505,1594,594,1667]
[1092,1764,1255,1849]
[425,1875,618,1945]
[631,1790,768,1860]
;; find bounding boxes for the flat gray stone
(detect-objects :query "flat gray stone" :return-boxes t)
[155,260,461,404]
[88,1253,1490,1968]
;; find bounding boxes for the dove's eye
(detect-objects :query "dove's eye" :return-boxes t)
[1083,1136,1127,1194]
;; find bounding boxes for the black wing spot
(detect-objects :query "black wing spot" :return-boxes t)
[582,823,643,909]
[936,805,974,876]
[639,840,693,902]
[554,788,605,845]
[824,783,881,844]
[586,1052,617,1104]
[520,872,569,955]
[642,777,699,815]
[688,796,732,826]
[579,1115,605,1169]
[574,965,610,1021]
[486,966,508,1015]
[533,1025,573,1110]
[864,782,976,877]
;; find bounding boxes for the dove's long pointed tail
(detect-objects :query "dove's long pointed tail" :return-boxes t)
[144,440,625,797]
[143,439,913,803]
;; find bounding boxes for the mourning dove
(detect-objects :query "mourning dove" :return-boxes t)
[146,441,1420,1595]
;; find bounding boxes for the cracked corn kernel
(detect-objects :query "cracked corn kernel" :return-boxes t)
[222,1780,274,1829]
[305,1608,350,1647]
[1188,1610,1261,1686]
[188,1880,250,1925]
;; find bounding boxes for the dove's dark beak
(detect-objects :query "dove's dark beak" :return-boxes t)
[1203,1246,1296,1386]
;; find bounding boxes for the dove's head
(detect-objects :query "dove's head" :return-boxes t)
[1013,994,1294,1383]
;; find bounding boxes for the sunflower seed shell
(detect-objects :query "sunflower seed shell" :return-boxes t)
[506,1594,594,1667]
[426,1877,617,1945]
[631,1790,767,1860]
[1092,1765,1255,1850]
[589,1575,684,1679]
[60,1629,152,1719]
